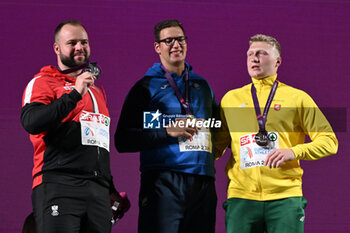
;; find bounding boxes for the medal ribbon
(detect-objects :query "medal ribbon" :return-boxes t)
[160,64,192,116]
[251,80,279,132]
[59,61,89,74]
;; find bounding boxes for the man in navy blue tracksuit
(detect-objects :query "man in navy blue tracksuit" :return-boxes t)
[115,19,218,233]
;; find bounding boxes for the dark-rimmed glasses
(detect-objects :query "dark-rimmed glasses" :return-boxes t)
[157,36,188,46]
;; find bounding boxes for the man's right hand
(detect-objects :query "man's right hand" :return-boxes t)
[166,118,198,140]
[75,72,96,96]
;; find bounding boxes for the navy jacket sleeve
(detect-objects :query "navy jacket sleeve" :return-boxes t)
[114,80,169,152]
[21,89,82,135]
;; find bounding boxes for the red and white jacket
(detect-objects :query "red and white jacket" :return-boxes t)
[21,65,112,189]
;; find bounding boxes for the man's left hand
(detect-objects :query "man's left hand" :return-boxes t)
[264,149,295,168]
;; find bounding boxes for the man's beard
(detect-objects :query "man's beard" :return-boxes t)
[60,53,89,68]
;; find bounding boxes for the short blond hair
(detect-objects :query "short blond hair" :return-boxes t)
[249,34,281,56]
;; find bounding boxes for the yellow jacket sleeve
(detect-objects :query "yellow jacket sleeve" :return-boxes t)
[291,91,338,160]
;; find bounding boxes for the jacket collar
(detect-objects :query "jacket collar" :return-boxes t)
[40,65,76,82]
[251,74,277,87]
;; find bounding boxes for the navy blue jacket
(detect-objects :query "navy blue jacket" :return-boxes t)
[115,63,217,177]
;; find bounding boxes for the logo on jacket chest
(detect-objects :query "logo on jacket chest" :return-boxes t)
[193,83,200,90]
[274,104,281,111]
[63,82,75,91]
[160,84,169,89]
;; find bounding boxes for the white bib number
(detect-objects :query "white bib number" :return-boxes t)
[80,111,110,152]
[239,132,279,170]
[178,128,212,152]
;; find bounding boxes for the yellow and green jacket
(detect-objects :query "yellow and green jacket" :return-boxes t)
[215,75,338,201]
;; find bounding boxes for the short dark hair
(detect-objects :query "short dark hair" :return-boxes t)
[154,19,185,42]
[54,19,86,42]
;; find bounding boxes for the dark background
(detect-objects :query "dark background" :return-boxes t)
[0,0,349,232]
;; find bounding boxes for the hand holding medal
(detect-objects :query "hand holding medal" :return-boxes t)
[60,61,101,96]
[165,117,199,141]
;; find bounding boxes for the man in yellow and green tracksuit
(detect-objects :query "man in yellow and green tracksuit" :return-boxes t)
[214,34,338,233]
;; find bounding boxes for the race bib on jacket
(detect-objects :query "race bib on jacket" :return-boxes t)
[239,132,279,170]
[178,128,212,152]
[80,111,110,152]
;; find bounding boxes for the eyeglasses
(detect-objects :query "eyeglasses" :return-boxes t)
[157,36,188,46]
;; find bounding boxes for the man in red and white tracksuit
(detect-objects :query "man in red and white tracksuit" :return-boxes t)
[21,20,129,233]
